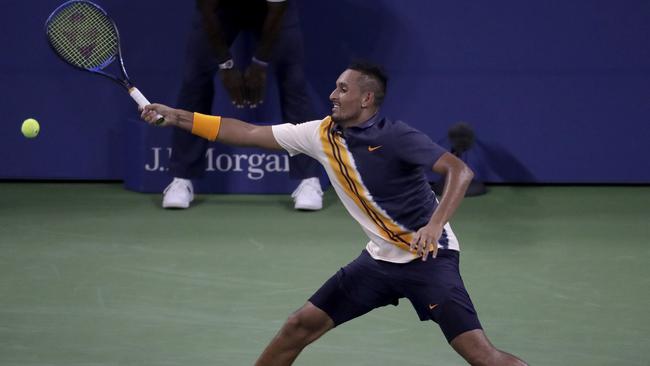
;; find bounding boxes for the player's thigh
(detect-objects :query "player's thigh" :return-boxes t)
[401,250,482,342]
[308,250,399,326]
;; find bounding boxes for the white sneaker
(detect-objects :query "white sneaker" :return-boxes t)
[162,178,194,209]
[291,177,323,211]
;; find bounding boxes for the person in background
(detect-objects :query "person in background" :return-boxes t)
[164,0,323,210]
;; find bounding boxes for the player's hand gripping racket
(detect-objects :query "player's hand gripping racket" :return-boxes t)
[45,0,164,125]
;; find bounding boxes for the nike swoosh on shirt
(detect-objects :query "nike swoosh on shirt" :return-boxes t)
[429,304,438,310]
[367,145,383,152]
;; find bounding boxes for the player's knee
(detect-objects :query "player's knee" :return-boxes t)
[462,345,503,366]
[465,349,528,366]
[281,308,331,343]
[464,349,495,366]
[283,312,304,331]
[281,312,316,339]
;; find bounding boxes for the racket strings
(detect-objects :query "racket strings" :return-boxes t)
[47,2,118,70]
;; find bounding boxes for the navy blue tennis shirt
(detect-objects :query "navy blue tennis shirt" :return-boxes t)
[273,114,459,263]
[332,115,445,229]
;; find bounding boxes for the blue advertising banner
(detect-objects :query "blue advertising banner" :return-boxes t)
[2,0,649,186]
[123,119,303,194]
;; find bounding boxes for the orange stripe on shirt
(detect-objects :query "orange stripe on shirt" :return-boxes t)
[319,118,414,250]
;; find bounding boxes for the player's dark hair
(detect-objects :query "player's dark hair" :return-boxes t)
[348,61,388,107]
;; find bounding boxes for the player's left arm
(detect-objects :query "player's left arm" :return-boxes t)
[410,152,474,260]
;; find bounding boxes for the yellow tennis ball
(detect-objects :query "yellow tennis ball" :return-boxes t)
[21,118,40,138]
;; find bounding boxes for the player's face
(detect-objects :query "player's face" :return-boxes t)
[329,69,364,124]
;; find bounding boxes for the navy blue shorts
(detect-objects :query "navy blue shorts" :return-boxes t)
[309,249,482,342]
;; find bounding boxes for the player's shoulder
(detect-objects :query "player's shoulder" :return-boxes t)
[377,117,424,137]
[390,118,419,132]
[378,118,438,154]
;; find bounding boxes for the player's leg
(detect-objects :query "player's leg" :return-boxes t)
[450,329,528,366]
[254,250,400,366]
[254,302,334,366]
[399,249,527,365]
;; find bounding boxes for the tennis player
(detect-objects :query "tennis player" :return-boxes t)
[140,62,527,366]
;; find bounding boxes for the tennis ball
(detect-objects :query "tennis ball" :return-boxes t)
[21,118,40,138]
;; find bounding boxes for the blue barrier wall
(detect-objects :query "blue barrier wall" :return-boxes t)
[2,0,649,190]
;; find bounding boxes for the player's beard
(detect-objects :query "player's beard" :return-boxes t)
[331,104,341,122]
[331,107,360,126]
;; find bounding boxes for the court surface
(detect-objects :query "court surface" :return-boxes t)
[1,183,648,366]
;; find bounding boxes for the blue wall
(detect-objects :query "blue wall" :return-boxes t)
[2,0,649,186]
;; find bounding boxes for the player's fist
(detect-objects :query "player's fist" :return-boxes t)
[410,223,443,261]
[140,103,174,126]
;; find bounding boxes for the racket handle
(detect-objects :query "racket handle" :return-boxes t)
[129,87,165,125]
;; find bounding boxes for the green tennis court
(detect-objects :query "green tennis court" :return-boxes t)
[1,183,648,365]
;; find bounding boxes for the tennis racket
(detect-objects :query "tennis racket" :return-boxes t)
[45,0,164,124]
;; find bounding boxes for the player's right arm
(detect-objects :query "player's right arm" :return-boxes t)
[140,104,282,150]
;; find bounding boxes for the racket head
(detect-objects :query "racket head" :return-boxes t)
[45,0,121,73]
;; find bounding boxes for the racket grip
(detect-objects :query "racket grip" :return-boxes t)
[129,87,165,125]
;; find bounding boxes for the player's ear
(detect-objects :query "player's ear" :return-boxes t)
[361,91,374,108]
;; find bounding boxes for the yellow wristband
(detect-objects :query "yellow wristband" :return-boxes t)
[191,113,221,141]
